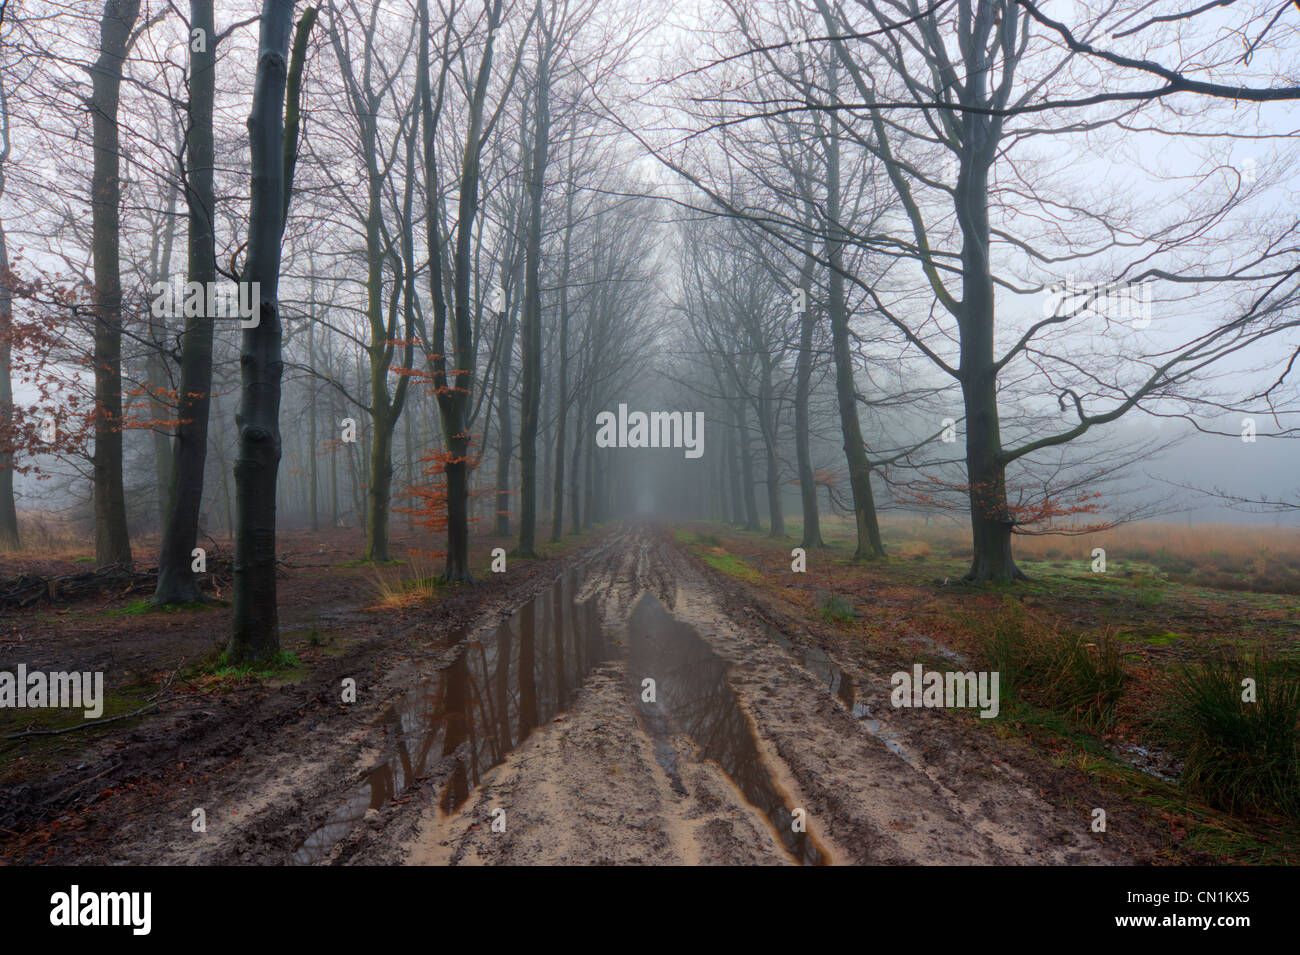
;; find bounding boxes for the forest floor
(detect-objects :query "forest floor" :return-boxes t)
[0,521,1292,864]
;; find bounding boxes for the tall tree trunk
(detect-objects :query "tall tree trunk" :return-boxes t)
[734,403,760,531]
[825,117,884,559]
[493,298,516,536]
[228,0,294,663]
[417,0,500,583]
[351,16,411,564]
[326,341,339,528]
[145,184,179,531]
[402,359,413,532]
[568,390,584,534]
[725,420,742,524]
[210,387,233,538]
[90,0,140,570]
[155,0,217,603]
[518,48,551,558]
[550,160,574,543]
[794,247,823,547]
[0,87,19,549]
[764,440,783,536]
[361,184,392,561]
[365,408,394,560]
[0,217,17,551]
[582,422,594,530]
[308,266,319,533]
[958,156,1022,581]
[757,361,784,537]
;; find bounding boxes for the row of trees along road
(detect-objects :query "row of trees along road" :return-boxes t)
[0,1,1295,663]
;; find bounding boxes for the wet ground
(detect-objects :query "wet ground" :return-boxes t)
[2,523,1176,865]
[290,572,604,864]
[391,526,1155,865]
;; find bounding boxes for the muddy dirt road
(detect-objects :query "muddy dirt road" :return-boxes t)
[295,524,1152,865]
[3,524,1164,865]
[387,526,1143,866]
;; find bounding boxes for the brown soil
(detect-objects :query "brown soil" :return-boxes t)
[0,523,1184,865]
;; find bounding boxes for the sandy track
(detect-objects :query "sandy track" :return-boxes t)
[5,523,1155,865]
[392,525,1136,866]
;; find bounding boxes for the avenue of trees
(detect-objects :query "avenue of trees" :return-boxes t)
[0,0,1296,658]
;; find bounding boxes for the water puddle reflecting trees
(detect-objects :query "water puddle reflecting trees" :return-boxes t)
[626,592,828,865]
[290,572,604,864]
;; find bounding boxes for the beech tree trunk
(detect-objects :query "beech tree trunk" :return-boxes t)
[734,403,760,531]
[493,295,516,537]
[0,133,18,549]
[550,158,575,543]
[794,253,823,548]
[825,116,884,559]
[954,54,1023,582]
[228,0,294,663]
[417,0,501,583]
[155,0,216,604]
[518,47,551,559]
[90,0,139,570]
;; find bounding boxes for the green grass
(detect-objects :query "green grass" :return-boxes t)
[988,695,1300,864]
[673,527,763,583]
[672,528,721,548]
[701,550,762,583]
[962,599,1127,731]
[1113,630,1181,647]
[0,685,157,776]
[108,597,225,616]
[199,649,305,681]
[1157,653,1300,817]
[817,593,857,624]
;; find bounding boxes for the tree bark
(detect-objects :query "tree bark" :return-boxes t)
[493,295,516,537]
[0,218,17,551]
[550,156,575,543]
[144,183,178,532]
[757,361,784,537]
[0,91,18,550]
[90,0,140,570]
[794,247,823,548]
[228,0,294,663]
[518,41,551,558]
[155,0,216,604]
[734,403,760,531]
[417,0,501,583]
[955,43,1023,583]
[825,116,884,559]
[308,264,319,533]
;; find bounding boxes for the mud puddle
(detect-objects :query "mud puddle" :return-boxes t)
[627,593,828,865]
[290,571,605,864]
[755,620,925,769]
[759,622,866,718]
[1115,742,1181,783]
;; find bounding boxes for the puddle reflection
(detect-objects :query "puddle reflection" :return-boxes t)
[290,571,605,864]
[627,592,828,866]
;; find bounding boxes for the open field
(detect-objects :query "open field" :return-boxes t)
[858,516,1300,594]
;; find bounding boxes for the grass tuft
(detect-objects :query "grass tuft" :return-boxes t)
[1159,652,1300,817]
[817,593,857,624]
[964,600,1127,730]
